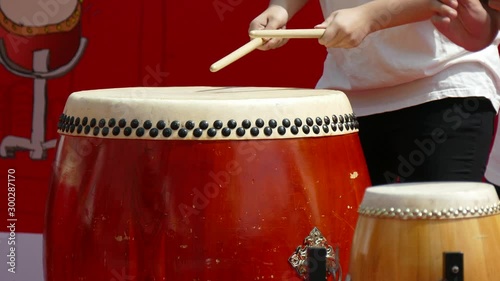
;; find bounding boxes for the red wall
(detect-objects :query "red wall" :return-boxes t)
[0,1,325,234]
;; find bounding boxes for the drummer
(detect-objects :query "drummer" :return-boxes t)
[249,0,500,187]
[431,0,500,197]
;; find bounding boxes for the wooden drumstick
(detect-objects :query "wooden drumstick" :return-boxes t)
[249,29,325,39]
[210,38,265,72]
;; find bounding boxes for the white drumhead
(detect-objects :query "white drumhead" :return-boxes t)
[358,182,500,219]
[0,0,78,26]
[58,86,359,140]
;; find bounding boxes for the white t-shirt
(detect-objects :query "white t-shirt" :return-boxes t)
[316,0,500,117]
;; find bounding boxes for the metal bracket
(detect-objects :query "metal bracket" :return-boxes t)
[443,252,463,281]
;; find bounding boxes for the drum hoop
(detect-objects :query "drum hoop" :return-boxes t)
[358,201,500,220]
[0,1,81,36]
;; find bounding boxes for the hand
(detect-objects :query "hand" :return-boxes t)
[249,5,290,51]
[489,0,500,10]
[314,7,373,49]
[432,0,497,51]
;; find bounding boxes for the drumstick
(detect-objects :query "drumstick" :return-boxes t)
[249,29,325,39]
[210,38,265,72]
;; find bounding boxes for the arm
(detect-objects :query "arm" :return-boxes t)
[249,0,309,50]
[317,0,496,50]
[431,0,499,51]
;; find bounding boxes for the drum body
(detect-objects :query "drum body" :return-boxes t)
[347,182,500,280]
[45,87,371,281]
[0,0,82,70]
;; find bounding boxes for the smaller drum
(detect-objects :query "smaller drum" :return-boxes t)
[0,0,82,70]
[347,182,500,280]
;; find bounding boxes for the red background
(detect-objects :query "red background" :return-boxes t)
[0,0,325,233]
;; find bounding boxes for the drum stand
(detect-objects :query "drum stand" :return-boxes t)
[0,37,87,160]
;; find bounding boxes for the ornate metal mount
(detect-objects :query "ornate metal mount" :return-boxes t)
[289,227,342,280]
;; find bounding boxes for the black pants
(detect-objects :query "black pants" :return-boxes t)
[357,97,496,187]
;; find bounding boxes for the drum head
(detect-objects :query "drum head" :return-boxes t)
[58,86,359,140]
[358,182,500,219]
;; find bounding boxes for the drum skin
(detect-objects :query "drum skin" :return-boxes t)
[0,2,82,71]
[45,133,370,280]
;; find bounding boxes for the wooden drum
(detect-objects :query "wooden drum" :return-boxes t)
[347,182,500,280]
[45,87,371,280]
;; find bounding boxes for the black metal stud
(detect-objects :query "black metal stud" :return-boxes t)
[227,119,237,129]
[250,127,259,136]
[185,120,195,130]
[178,128,188,138]
[149,128,159,138]
[294,118,302,127]
[118,119,126,128]
[214,120,223,129]
[98,119,106,128]
[207,128,217,137]
[84,125,91,134]
[136,128,145,137]
[255,118,264,128]
[143,120,152,130]
[193,128,203,138]
[199,120,209,130]
[264,127,272,136]
[90,118,97,127]
[236,127,245,137]
[278,126,286,135]
[93,127,100,136]
[303,126,310,134]
[313,125,320,134]
[306,117,314,126]
[282,118,291,128]
[269,119,278,128]
[124,127,132,136]
[222,127,231,137]
[242,119,251,129]
[112,127,120,136]
[156,120,166,130]
[131,119,139,129]
[108,118,116,127]
[162,128,172,137]
[291,126,299,135]
[102,127,109,136]
[82,117,88,126]
[171,121,180,130]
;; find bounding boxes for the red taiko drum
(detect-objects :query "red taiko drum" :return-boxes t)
[45,87,371,281]
[0,0,82,70]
